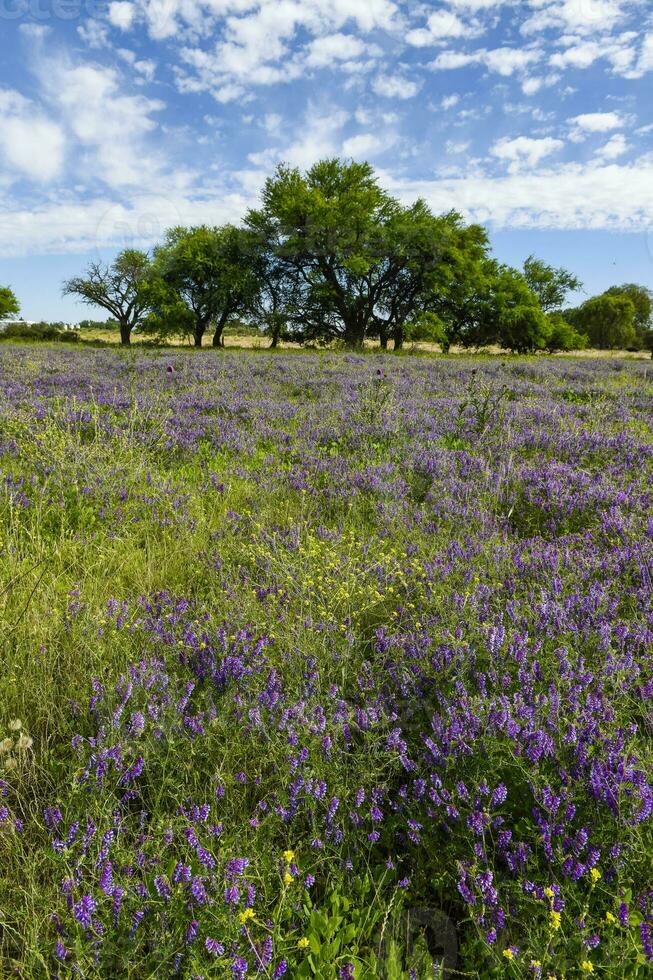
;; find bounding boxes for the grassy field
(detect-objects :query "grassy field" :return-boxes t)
[72,326,653,360]
[0,345,652,978]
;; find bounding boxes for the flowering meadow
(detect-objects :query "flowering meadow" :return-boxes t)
[0,346,652,979]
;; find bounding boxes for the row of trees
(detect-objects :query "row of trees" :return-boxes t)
[3,159,652,353]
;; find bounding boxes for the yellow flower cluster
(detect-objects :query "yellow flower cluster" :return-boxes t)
[549,910,561,932]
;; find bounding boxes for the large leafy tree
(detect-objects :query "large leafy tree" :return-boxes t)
[443,262,550,353]
[241,216,302,348]
[375,207,490,351]
[155,225,259,348]
[249,159,469,349]
[523,255,582,312]
[0,286,20,320]
[63,250,152,346]
[604,283,652,347]
[568,293,637,350]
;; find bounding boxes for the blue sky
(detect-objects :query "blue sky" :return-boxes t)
[1,0,653,321]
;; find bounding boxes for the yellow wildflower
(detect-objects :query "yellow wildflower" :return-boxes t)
[549,910,561,931]
[589,868,601,884]
[543,887,555,900]
[502,948,514,961]
[283,850,295,863]
[605,911,616,923]
[531,962,542,970]
[283,872,293,885]
[297,938,309,949]
[238,908,255,924]
[581,962,594,974]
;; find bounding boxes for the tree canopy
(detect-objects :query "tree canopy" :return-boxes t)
[245,159,489,350]
[62,250,151,346]
[0,286,20,320]
[523,255,582,312]
[53,157,653,355]
[568,293,637,350]
[153,225,259,347]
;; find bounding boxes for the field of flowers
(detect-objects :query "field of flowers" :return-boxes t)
[0,346,652,979]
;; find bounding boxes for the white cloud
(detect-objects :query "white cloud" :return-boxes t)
[625,32,653,78]
[34,57,166,188]
[305,33,370,68]
[406,10,478,46]
[521,76,542,94]
[430,45,542,75]
[176,1,394,102]
[522,0,626,36]
[549,32,637,73]
[446,0,510,7]
[594,132,629,158]
[568,110,626,132]
[491,134,564,170]
[0,89,65,182]
[262,112,283,134]
[386,156,653,231]
[446,139,471,154]
[342,132,387,157]
[372,73,421,98]
[108,1,136,30]
[248,103,350,170]
[441,94,461,109]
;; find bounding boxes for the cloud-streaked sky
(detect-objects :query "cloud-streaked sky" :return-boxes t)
[1,0,653,320]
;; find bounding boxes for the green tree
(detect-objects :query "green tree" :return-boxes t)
[419,225,493,351]
[62,250,152,346]
[241,216,301,348]
[155,225,259,348]
[543,313,588,353]
[454,263,549,353]
[380,207,489,352]
[604,284,652,348]
[0,286,20,320]
[249,159,475,350]
[523,255,582,312]
[569,293,637,350]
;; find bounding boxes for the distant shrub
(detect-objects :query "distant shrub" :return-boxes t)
[544,313,588,352]
[0,322,79,342]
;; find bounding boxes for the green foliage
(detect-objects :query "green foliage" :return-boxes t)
[523,254,582,312]
[0,285,20,319]
[604,283,653,348]
[569,293,637,350]
[154,225,259,347]
[57,159,645,358]
[247,159,488,350]
[604,283,652,333]
[0,321,79,342]
[62,250,152,346]
[543,312,588,352]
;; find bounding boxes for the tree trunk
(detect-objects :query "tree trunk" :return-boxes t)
[270,333,278,348]
[212,312,230,348]
[119,321,131,346]
[344,321,366,349]
[193,326,204,347]
[393,326,404,351]
[379,330,388,350]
